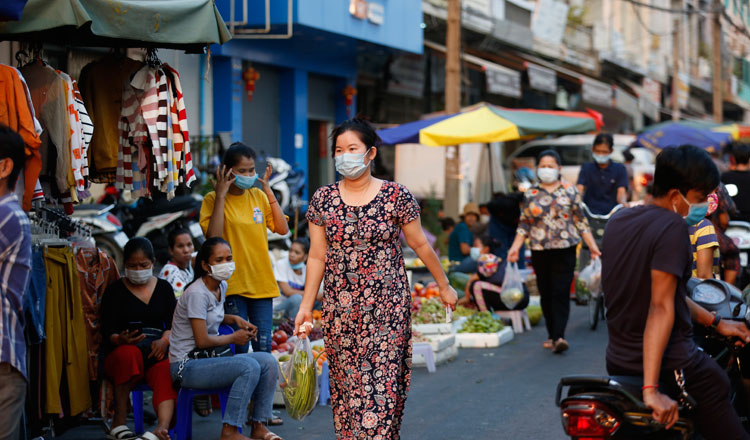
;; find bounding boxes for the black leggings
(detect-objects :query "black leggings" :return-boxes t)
[531,247,576,341]
[608,352,749,440]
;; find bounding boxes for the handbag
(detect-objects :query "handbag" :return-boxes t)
[135,327,166,368]
[172,344,233,388]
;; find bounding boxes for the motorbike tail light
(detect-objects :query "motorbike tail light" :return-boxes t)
[561,400,620,439]
[106,213,122,227]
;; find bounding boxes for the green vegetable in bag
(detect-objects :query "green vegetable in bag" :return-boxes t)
[279,338,319,420]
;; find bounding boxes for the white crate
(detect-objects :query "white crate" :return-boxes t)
[412,317,467,335]
[413,343,458,367]
[424,334,455,352]
[455,327,514,348]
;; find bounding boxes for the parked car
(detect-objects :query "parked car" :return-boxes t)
[503,134,655,199]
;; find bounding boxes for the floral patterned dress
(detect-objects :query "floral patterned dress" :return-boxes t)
[307,181,420,440]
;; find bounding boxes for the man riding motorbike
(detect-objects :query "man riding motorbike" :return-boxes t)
[601,145,750,439]
[577,133,629,215]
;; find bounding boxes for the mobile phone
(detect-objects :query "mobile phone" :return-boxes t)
[128,321,143,334]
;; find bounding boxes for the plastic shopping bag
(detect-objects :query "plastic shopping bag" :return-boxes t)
[576,258,602,302]
[500,262,525,310]
[279,337,319,420]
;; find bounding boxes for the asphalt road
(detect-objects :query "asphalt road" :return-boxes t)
[59,304,609,440]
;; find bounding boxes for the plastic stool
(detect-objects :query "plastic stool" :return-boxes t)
[318,361,330,406]
[412,342,436,373]
[494,310,532,334]
[132,383,151,435]
[174,387,234,440]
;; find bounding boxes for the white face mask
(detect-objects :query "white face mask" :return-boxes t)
[470,247,482,260]
[480,214,491,224]
[125,268,152,285]
[537,167,559,183]
[335,148,372,179]
[209,262,235,281]
[593,153,611,164]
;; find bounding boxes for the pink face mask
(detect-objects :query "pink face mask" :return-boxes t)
[707,193,719,217]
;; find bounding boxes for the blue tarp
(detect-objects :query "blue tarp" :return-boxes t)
[634,123,733,153]
[377,113,456,145]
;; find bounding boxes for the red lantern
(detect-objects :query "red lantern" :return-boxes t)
[242,67,260,101]
[342,84,357,117]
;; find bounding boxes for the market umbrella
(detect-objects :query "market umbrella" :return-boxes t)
[642,120,742,141]
[377,103,602,147]
[0,0,231,51]
[634,123,733,153]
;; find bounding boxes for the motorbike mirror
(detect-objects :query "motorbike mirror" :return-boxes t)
[726,184,739,197]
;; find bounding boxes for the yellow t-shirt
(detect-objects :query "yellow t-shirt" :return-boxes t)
[200,188,280,299]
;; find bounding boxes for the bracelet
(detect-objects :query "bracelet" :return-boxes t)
[710,313,722,329]
[641,384,658,391]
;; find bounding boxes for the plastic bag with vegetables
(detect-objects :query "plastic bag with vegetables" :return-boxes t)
[577,258,602,301]
[500,262,525,310]
[279,337,319,420]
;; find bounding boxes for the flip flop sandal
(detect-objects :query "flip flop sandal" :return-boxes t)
[542,339,554,349]
[137,433,161,440]
[553,339,569,354]
[266,416,284,426]
[107,425,137,440]
[253,432,283,440]
[193,395,213,417]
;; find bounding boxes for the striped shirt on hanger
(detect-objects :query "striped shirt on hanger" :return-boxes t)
[0,194,31,379]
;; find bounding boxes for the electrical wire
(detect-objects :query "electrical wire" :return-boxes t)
[622,0,720,14]
[630,1,680,37]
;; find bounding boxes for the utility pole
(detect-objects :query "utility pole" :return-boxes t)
[444,0,461,218]
[712,0,723,123]
[672,18,681,121]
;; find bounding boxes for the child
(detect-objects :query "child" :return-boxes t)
[274,238,312,319]
[159,229,194,298]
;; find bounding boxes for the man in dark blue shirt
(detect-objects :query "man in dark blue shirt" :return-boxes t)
[602,145,750,437]
[577,134,629,215]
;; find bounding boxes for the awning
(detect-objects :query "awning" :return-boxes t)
[0,0,231,51]
[525,62,557,94]
[582,77,612,107]
[426,40,522,99]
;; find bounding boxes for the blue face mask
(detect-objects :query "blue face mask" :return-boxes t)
[470,247,481,261]
[335,148,372,179]
[593,153,611,165]
[233,173,257,190]
[678,193,710,225]
[290,261,305,270]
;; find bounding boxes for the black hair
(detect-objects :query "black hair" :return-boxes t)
[192,237,231,284]
[478,234,494,249]
[168,228,192,249]
[623,150,635,163]
[330,118,381,159]
[732,143,750,165]
[652,145,720,198]
[440,217,456,230]
[537,149,561,166]
[123,237,155,263]
[223,142,257,168]
[593,133,614,151]
[292,237,310,254]
[488,192,523,227]
[0,125,26,190]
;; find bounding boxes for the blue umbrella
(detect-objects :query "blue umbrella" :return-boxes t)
[634,123,733,153]
[377,113,456,145]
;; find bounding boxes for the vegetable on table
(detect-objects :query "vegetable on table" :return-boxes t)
[458,311,503,333]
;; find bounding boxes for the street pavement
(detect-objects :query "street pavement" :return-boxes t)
[59,304,608,439]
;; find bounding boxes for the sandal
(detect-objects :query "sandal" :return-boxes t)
[137,433,161,440]
[193,395,213,417]
[253,432,283,440]
[266,416,284,426]
[553,338,569,354]
[542,339,554,349]
[107,425,137,440]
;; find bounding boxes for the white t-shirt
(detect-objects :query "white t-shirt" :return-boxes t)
[273,257,306,306]
[169,278,227,362]
[159,262,194,298]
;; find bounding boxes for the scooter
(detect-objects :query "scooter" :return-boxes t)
[556,278,750,439]
[580,203,624,330]
[71,204,129,269]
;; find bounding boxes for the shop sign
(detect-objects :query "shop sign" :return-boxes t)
[531,0,569,47]
[527,63,557,94]
[615,88,640,119]
[350,0,367,19]
[581,77,612,107]
[367,2,384,25]
[486,65,521,98]
[641,77,661,105]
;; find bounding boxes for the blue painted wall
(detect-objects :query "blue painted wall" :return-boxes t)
[217,0,423,54]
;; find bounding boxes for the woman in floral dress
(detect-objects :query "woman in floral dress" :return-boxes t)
[507,150,600,354]
[295,119,457,439]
